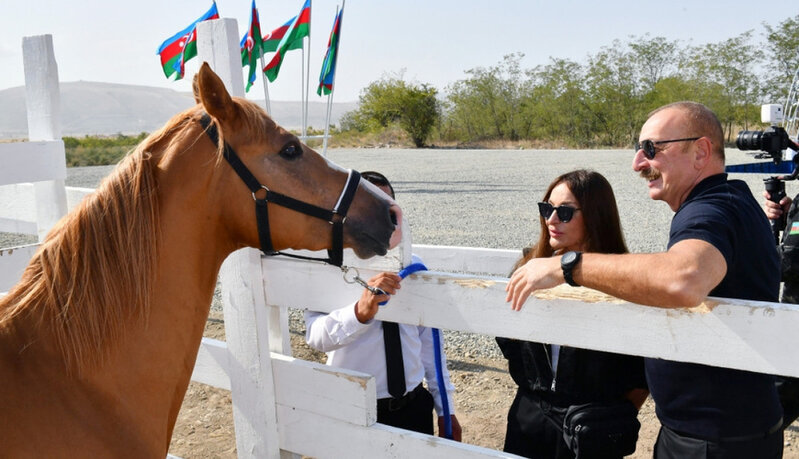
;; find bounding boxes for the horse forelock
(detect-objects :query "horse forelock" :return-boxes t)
[0,110,213,374]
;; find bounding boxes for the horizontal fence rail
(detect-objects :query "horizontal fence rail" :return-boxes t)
[0,141,66,186]
[260,247,799,379]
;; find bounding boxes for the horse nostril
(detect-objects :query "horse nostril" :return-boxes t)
[388,204,402,227]
[387,204,403,250]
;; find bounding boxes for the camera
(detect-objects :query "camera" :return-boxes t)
[729,104,799,243]
[735,104,796,164]
[736,126,793,163]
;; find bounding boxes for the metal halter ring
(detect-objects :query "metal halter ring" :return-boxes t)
[341,266,387,296]
[251,185,269,202]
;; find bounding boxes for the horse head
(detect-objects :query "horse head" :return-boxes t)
[193,63,402,260]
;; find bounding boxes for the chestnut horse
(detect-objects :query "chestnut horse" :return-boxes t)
[0,63,401,457]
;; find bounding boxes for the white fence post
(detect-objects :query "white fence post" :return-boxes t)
[21,34,68,241]
[197,19,246,99]
[196,19,284,459]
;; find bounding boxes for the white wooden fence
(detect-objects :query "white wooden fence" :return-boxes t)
[0,34,94,292]
[4,27,799,459]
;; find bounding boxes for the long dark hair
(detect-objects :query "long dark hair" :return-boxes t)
[511,169,627,273]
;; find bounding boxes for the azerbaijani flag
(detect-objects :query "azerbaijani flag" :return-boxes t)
[263,0,311,82]
[157,2,219,80]
[262,17,295,53]
[240,0,264,92]
[317,7,343,96]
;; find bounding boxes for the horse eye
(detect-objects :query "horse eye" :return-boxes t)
[279,142,302,160]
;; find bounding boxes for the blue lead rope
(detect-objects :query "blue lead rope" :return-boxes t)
[383,261,453,439]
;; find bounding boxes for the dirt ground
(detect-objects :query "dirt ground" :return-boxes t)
[169,312,799,458]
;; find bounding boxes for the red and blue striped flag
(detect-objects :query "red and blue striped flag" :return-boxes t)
[317,7,343,96]
[263,0,311,82]
[262,17,299,54]
[156,2,219,80]
[240,0,264,92]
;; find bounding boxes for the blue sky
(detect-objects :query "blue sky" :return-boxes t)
[1,1,797,102]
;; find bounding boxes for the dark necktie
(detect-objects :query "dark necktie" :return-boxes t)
[383,321,406,398]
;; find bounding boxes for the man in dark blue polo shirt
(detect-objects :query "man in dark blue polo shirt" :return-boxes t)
[506,101,783,458]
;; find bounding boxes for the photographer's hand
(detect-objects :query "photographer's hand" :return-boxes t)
[763,190,792,221]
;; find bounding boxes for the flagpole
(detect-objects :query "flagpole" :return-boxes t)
[303,0,312,139]
[259,55,272,115]
[322,91,334,156]
[323,1,344,156]
[301,45,307,138]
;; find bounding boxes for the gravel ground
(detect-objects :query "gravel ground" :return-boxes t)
[3,148,794,361]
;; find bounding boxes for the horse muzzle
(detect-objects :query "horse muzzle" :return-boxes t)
[346,198,403,259]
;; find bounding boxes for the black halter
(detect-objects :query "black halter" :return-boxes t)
[199,114,360,267]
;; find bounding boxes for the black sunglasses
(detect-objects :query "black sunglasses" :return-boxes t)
[538,202,580,223]
[635,137,701,160]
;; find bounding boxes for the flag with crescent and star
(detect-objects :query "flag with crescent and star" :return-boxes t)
[263,0,311,83]
[239,0,264,92]
[317,6,343,96]
[156,2,219,80]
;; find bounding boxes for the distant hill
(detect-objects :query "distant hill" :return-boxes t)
[0,81,357,139]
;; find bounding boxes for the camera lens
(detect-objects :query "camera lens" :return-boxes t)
[736,130,764,151]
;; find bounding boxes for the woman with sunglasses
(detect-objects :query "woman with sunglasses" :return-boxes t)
[496,169,648,459]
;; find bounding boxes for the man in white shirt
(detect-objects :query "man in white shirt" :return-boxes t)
[304,171,462,440]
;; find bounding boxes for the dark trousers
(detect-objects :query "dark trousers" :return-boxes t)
[777,376,799,429]
[779,283,799,428]
[654,424,783,459]
[503,389,575,459]
[377,386,434,435]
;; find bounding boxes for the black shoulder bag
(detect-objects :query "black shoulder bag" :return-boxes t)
[562,399,640,458]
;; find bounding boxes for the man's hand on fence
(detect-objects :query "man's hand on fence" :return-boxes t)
[505,256,563,311]
[354,272,402,323]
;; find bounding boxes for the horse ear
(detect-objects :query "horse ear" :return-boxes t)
[197,62,236,122]
[192,73,201,104]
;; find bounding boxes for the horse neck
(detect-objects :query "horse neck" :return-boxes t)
[84,158,235,443]
[0,147,237,454]
[123,155,234,372]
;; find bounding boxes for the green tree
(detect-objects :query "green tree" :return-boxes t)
[343,73,440,147]
[584,40,644,146]
[684,31,762,137]
[628,34,682,94]
[527,58,592,145]
[397,84,439,147]
[644,76,700,111]
[762,14,799,103]
[444,53,532,142]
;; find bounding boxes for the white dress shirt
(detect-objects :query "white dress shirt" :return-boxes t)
[305,303,456,416]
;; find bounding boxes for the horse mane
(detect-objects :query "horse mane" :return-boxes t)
[0,108,201,373]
